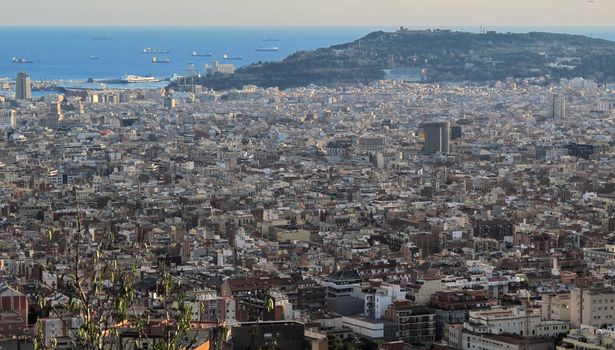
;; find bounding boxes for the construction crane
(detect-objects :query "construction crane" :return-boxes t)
[522,290,532,350]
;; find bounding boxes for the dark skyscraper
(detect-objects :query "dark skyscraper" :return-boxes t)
[422,121,451,155]
[549,94,566,119]
[15,72,32,100]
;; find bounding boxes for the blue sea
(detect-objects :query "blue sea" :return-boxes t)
[1,26,615,82]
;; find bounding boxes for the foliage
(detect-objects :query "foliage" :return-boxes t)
[178,29,615,90]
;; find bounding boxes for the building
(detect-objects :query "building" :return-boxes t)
[164,97,177,109]
[541,293,571,322]
[570,287,615,328]
[0,110,16,128]
[47,100,64,130]
[358,136,386,153]
[341,315,398,341]
[557,327,615,350]
[464,306,568,338]
[226,321,305,350]
[323,269,362,299]
[385,301,436,345]
[422,121,450,155]
[549,94,567,119]
[461,330,554,350]
[0,284,28,337]
[584,244,615,264]
[430,291,491,340]
[205,61,235,75]
[15,72,31,100]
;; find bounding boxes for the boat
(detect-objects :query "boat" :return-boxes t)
[263,38,280,42]
[223,54,243,60]
[89,55,99,60]
[152,57,171,63]
[11,57,33,64]
[93,36,112,41]
[255,47,279,52]
[120,75,159,83]
[143,48,170,54]
[192,50,213,57]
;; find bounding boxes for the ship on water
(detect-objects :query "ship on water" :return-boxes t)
[92,36,112,40]
[152,57,171,64]
[11,58,33,64]
[89,55,99,60]
[120,75,159,83]
[192,50,213,57]
[143,48,170,54]
[223,54,243,60]
[255,47,279,52]
[263,38,280,42]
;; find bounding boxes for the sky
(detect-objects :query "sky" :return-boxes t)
[1,0,614,27]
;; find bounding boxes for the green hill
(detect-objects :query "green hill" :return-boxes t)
[186,29,615,90]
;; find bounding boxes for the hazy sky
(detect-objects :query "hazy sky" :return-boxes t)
[1,0,614,27]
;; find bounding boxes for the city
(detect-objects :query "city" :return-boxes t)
[1,1,615,350]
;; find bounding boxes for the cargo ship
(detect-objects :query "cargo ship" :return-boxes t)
[120,75,159,83]
[152,57,171,63]
[11,57,33,64]
[143,48,170,54]
[192,51,213,57]
[255,47,279,52]
[223,54,243,60]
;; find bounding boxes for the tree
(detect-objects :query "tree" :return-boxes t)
[32,192,217,350]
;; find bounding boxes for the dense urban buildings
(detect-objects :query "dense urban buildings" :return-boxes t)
[1,64,615,350]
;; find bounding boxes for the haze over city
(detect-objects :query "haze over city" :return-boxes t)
[3,1,615,350]
[1,0,614,26]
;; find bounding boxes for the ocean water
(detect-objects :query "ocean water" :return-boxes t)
[0,27,390,82]
[1,26,615,82]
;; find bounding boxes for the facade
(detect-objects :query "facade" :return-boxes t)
[549,94,567,119]
[0,109,16,128]
[557,327,615,350]
[465,306,569,337]
[385,301,436,345]
[570,288,615,328]
[46,101,64,130]
[422,121,450,155]
[541,293,571,322]
[205,61,236,75]
[358,136,386,153]
[15,72,31,100]
[323,269,362,299]
[461,331,554,350]
[0,284,28,337]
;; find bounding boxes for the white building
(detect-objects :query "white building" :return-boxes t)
[205,61,235,75]
[351,280,406,319]
[465,306,569,337]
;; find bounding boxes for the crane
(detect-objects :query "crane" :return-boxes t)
[522,290,532,350]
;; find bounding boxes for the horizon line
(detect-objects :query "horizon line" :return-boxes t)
[2,24,615,29]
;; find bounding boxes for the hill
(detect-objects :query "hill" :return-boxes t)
[186,29,615,90]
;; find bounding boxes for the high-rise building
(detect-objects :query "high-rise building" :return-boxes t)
[422,121,451,155]
[549,94,566,119]
[46,100,64,130]
[15,72,32,100]
[164,97,177,109]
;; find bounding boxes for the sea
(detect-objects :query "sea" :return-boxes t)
[2,26,615,89]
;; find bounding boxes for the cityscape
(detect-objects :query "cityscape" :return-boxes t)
[2,2,615,350]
